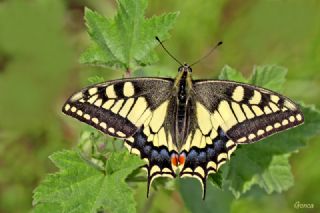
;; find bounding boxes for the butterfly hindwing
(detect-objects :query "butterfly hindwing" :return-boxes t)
[179,98,237,199]
[62,78,177,196]
[124,97,178,196]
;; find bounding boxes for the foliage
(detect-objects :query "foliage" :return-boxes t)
[80,0,179,70]
[33,150,144,213]
[1,0,320,213]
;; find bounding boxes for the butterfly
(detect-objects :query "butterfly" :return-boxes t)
[62,62,304,199]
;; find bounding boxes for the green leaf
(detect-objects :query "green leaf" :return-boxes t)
[208,172,223,189]
[80,0,179,70]
[33,150,144,213]
[218,65,248,83]
[87,75,105,84]
[222,65,320,198]
[250,65,287,92]
[179,179,234,213]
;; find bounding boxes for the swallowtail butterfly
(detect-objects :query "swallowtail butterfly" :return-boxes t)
[62,43,304,199]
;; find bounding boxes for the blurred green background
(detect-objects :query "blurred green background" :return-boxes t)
[0,0,319,212]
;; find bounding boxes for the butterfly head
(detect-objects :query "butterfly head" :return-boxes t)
[178,63,192,73]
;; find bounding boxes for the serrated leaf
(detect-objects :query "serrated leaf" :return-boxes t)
[222,66,320,198]
[250,65,287,92]
[255,154,293,193]
[88,75,105,84]
[80,0,179,70]
[218,65,248,83]
[33,150,144,213]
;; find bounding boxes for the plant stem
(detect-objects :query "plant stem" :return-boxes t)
[125,67,132,77]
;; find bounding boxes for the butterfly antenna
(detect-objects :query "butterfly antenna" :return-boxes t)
[190,41,223,67]
[155,36,183,66]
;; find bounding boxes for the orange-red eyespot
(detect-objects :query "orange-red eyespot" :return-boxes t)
[171,154,179,166]
[178,153,186,165]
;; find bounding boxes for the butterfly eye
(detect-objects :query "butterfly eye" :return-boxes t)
[178,66,183,72]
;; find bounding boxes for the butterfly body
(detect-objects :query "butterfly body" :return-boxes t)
[63,64,304,199]
[174,64,192,149]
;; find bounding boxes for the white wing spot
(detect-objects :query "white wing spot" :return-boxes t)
[123,82,135,97]
[289,116,295,122]
[77,110,83,116]
[71,106,77,113]
[296,114,302,121]
[248,134,256,140]
[266,125,273,132]
[257,129,265,136]
[237,137,247,143]
[88,87,98,95]
[196,102,212,134]
[252,106,264,116]
[284,100,296,110]
[231,102,246,122]
[92,117,99,124]
[94,99,103,107]
[149,101,168,132]
[218,100,238,129]
[84,114,90,120]
[249,90,262,105]
[106,85,117,98]
[70,92,83,102]
[269,102,280,112]
[116,131,126,137]
[127,97,148,124]
[64,104,71,111]
[232,86,244,102]
[242,104,255,119]
[282,119,289,125]
[102,100,115,110]
[87,94,98,104]
[100,122,107,129]
[274,123,281,128]
[264,106,272,114]
[270,95,280,103]
[111,99,124,114]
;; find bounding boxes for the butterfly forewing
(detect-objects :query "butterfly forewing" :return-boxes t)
[192,80,304,144]
[63,78,173,137]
